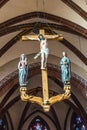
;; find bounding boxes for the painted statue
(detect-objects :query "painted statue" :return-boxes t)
[33,34,49,69]
[60,51,71,85]
[24,34,49,69]
[18,54,29,87]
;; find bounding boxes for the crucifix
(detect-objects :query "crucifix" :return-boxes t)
[20,29,71,112]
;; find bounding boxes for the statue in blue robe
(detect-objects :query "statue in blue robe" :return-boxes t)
[60,52,71,85]
[18,54,29,87]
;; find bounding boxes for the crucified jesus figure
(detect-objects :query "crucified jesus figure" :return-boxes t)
[22,29,63,70]
[34,34,49,69]
[25,34,49,69]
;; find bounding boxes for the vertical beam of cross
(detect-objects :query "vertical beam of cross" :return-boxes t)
[42,69,49,104]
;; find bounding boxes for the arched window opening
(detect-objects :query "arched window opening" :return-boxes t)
[71,112,86,130]
[29,116,49,130]
[0,117,7,130]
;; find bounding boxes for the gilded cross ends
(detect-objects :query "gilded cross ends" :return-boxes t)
[22,29,63,41]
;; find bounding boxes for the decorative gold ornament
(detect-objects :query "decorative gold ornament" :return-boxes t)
[20,29,71,112]
[20,69,71,112]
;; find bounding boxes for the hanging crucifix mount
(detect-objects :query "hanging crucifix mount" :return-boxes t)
[19,29,71,112]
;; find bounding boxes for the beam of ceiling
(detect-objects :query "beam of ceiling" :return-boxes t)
[60,38,87,65]
[0,0,9,8]
[0,12,87,38]
[0,29,32,57]
[61,0,87,21]
[0,84,18,109]
[17,103,31,130]
[0,22,81,37]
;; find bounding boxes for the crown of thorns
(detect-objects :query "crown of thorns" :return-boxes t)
[38,34,45,40]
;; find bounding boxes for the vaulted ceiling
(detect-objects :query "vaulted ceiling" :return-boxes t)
[0,1,87,129]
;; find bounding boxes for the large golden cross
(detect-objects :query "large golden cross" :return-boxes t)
[20,29,70,112]
[22,29,63,41]
[22,29,53,108]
